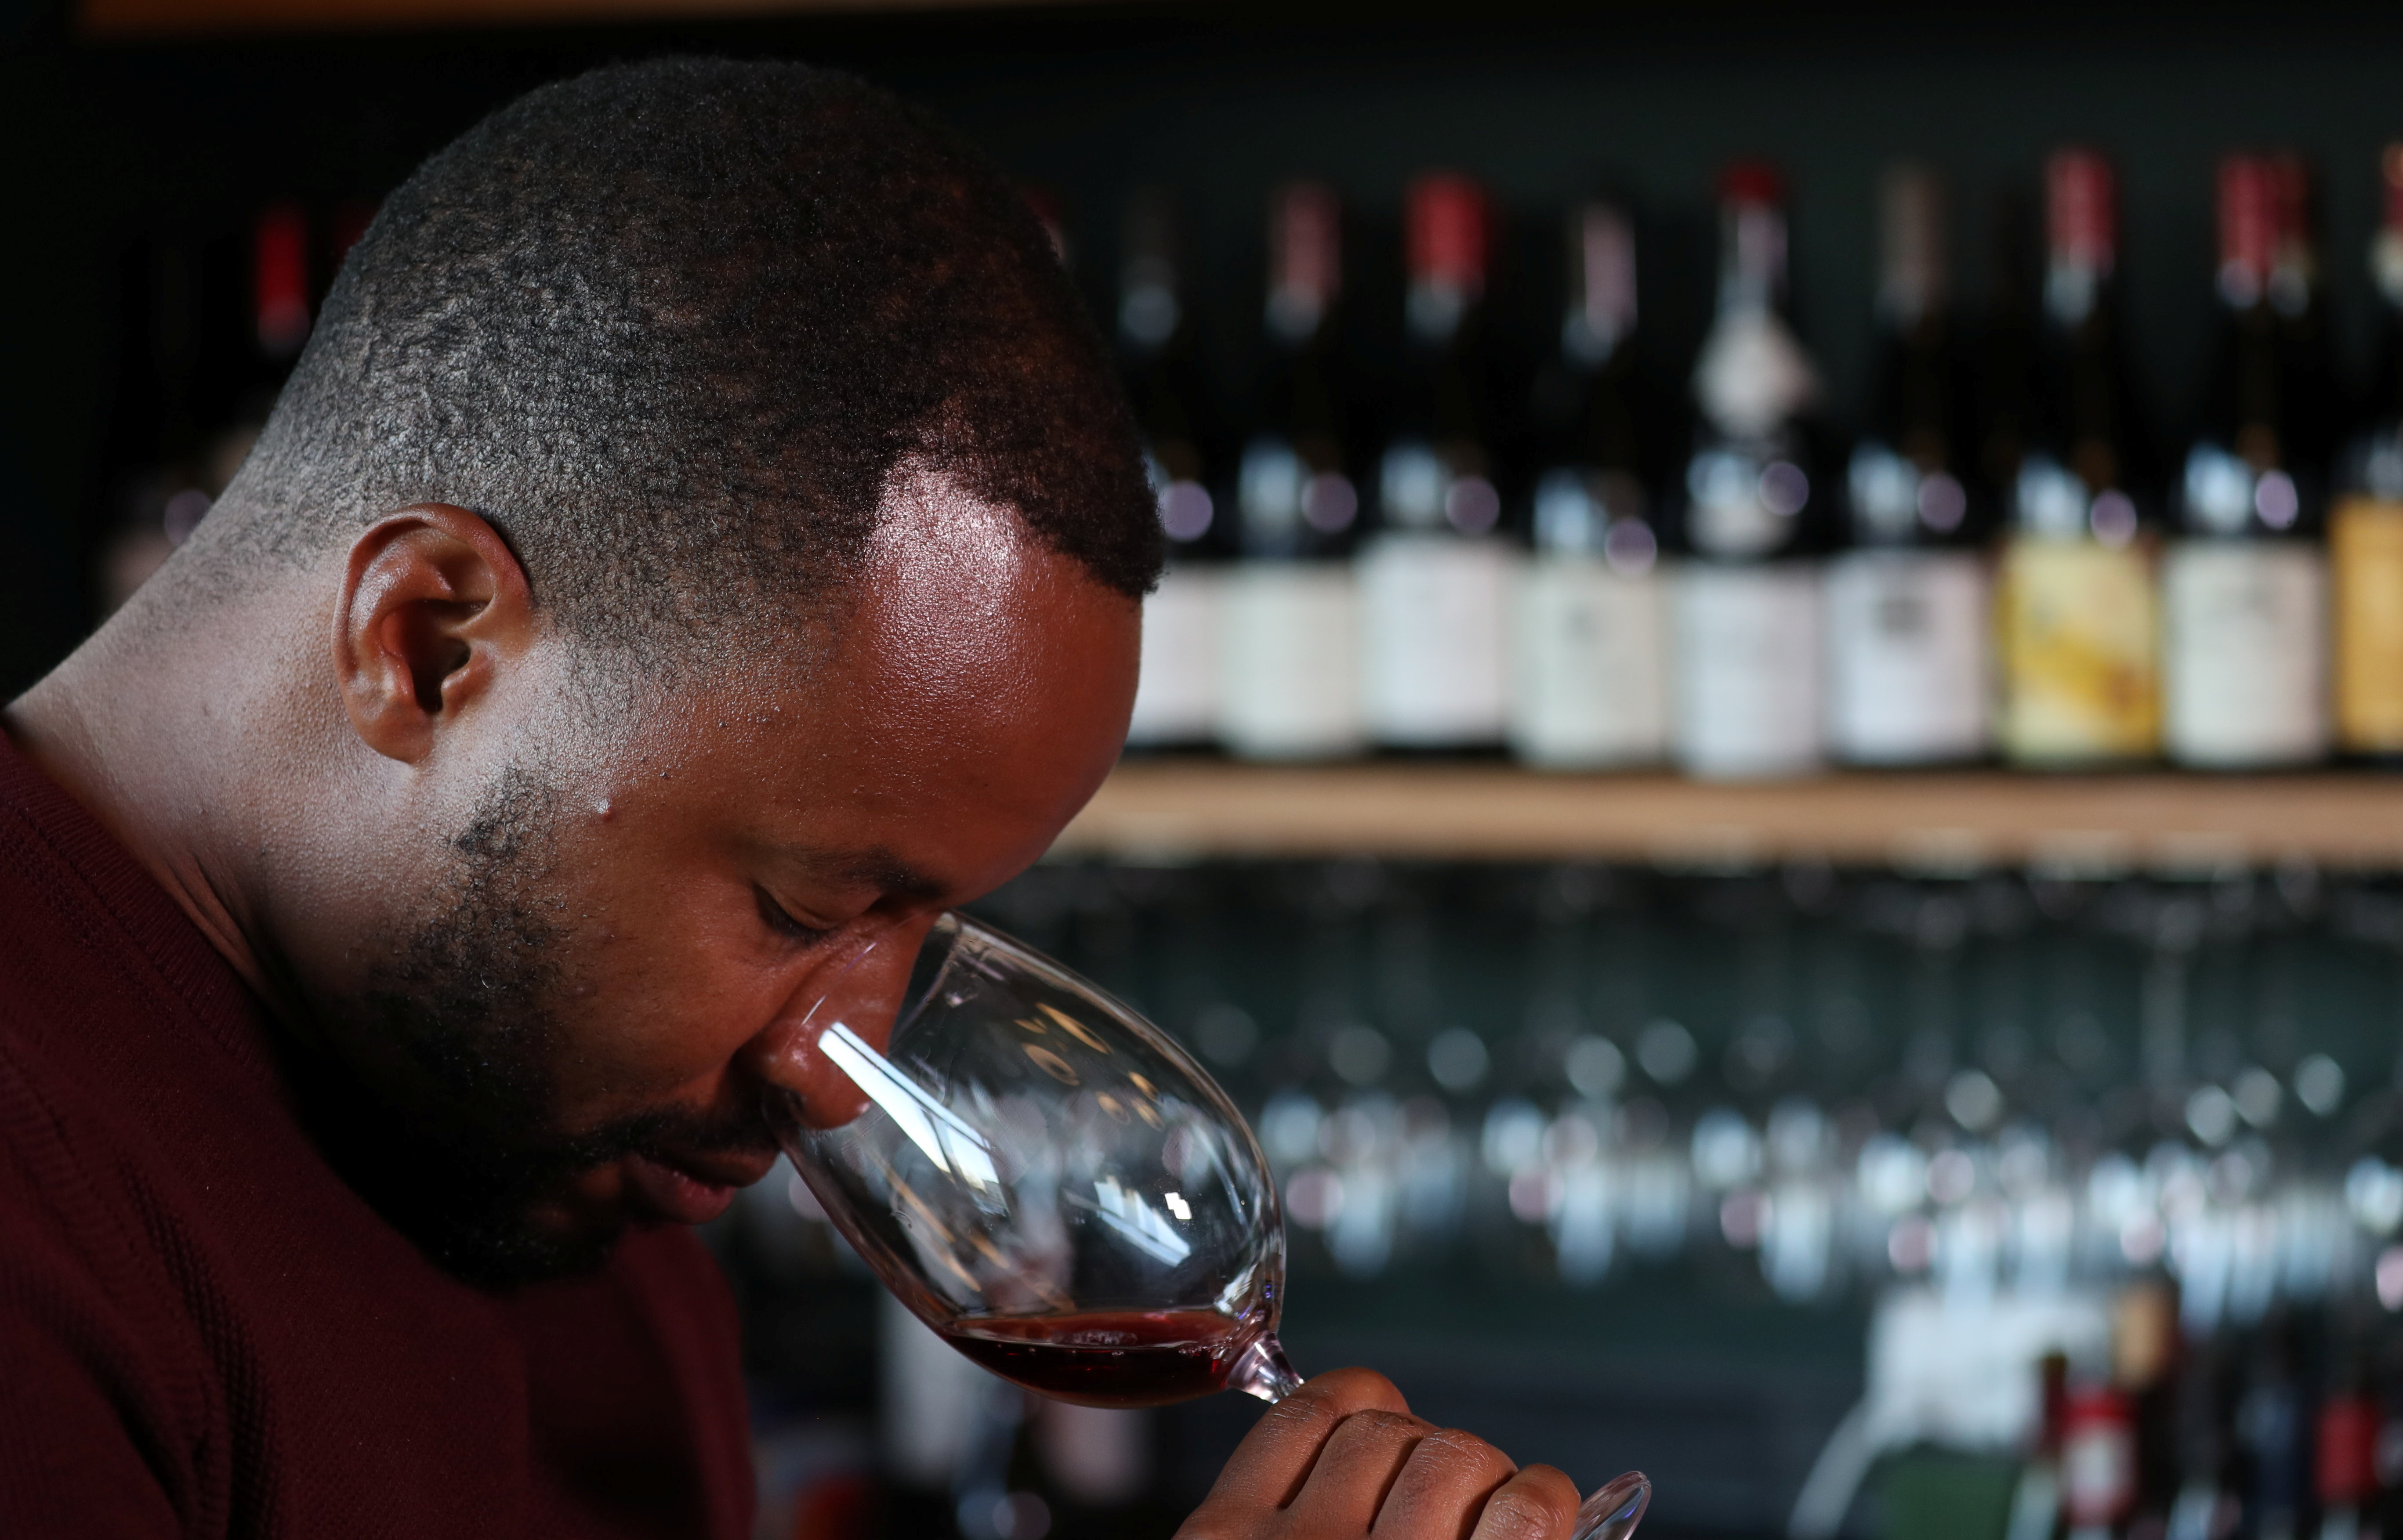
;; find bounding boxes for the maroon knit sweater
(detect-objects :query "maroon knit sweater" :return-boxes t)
[0,731,754,1538]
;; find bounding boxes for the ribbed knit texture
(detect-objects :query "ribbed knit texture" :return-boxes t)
[0,732,753,1538]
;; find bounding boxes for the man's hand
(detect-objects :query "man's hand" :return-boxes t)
[1179,1369,1582,1540]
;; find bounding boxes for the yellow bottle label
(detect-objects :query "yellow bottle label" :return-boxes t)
[1999,537,2159,763]
[2332,495,2403,752]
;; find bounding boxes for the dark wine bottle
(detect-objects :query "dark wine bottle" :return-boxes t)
[1507,197,1668,768]
[214,202,313,485]
[2164,1343,2239,1540]
[1359,172,1511,752]
[2004,1351,2068,1540]
[1997,148,2162,767]
[1827,163,1992,766]
[1118,189,1226,752]
[2316,1370,2379,1540]
[1673,161,1830,780]
[2061,1374,2139,1540]
[2269,155,2340,477]
[2240,1325,2310,1540]
[1221,181,1365,761]
[2162,153,2331,769]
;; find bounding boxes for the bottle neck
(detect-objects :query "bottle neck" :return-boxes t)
[1119,189,1187,361]
[1266,182,1341,353]
[2182,156,2305,537]
[254,205,311,363]
[1119,266,1186,361]
[1716,199,1787,317]
[1406,173,1486,348]
[1876,165,1945,333]
[2044,151,2117,329]
[1854,306,1964,546]
[2023,156,2138,538]
[1563,203,1637,368]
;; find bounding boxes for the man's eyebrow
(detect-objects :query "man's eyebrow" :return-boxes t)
[791,847,950,903]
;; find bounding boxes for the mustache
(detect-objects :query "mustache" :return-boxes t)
[530,1097,780,1176]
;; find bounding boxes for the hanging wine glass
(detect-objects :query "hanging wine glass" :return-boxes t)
[763,911,1650,1540]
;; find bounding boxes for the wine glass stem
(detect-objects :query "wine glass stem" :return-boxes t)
[1226,1332,1306,1404]
[1572,1471,1651,1540]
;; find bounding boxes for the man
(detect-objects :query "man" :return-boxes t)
[0,58,1583,1540]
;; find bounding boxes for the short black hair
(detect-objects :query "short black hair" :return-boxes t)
[200,57,1160,656]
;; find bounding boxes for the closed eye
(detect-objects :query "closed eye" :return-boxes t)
[754,885,834,945]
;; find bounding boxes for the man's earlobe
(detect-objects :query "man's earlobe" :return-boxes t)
[334,505,537,765]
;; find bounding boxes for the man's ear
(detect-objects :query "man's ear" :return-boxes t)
[334,505,538,766]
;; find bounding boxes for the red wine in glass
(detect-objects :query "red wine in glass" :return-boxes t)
[942,1308,1254,1409]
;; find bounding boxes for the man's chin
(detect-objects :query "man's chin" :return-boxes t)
[420,1198,634,1290]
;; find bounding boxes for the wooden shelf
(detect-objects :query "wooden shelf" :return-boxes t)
[1048,761,2403,870]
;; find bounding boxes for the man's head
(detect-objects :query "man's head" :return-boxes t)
[99,59,1157,1283]
[209,54,1158,657]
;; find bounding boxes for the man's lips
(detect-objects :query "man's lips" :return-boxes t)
[621,1148,779,1226]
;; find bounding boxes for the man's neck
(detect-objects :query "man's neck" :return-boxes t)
[4,579,322,1012]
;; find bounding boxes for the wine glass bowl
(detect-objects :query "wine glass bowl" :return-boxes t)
[764,910,1649,1540]
[767,911,1301,1408]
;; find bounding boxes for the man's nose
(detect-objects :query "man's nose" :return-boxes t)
[741,911,941,1130]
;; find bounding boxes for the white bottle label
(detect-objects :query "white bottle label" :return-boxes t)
[1674,563,1824,779]
[2162,540,2329,767]
[1508,557,1669,767]
[1825,549,1991,764]
[1218,563,1364,760]
[1124,565,1221,746]
[1357,534,1512,746]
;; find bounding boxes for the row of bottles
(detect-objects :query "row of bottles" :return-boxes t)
[1979,1284,2403,1540]
[1120,148,2403,777]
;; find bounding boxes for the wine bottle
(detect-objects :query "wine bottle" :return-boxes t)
[1827,163,1991,766]
[2165,1344,2239,1540]
[2004,1352,2068,1540]
[2331,145,2403,762]
[2270,155,2340,477]
[201,203,313,486]
[1358,172,1512,752]
[1219,181,1366,761]
[254,204,310,365]
[1673,162,1830,781]
[2062,1374,2140,1540]
[1118,189,1226,752]
[2242,1325,2310,1540]
[2116,1280,2182,1540]
[2162,154,2331,769]
[2317,1373,2379,1540]
[1507,198,1669,769]
[1997,148,2162,767]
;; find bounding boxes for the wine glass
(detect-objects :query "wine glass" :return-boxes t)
[765,911,1650,1540]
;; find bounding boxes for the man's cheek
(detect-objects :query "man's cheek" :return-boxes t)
[547,1001,766,1114]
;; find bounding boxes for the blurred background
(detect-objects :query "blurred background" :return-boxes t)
[15,1,2403,1538]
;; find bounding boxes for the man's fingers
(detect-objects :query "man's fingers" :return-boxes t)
[1198,1368,1415,1512]
[1284,1408,1439,1533]
[1370,1428,1520,1540]
[1468,1464,1583,1540]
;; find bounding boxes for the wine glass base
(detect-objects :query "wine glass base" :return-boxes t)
[1573,1471,1650,1540]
